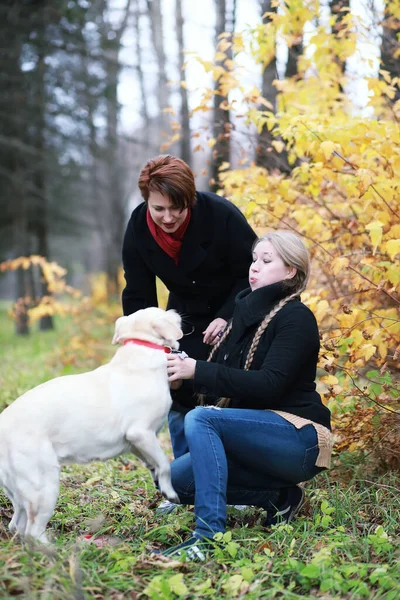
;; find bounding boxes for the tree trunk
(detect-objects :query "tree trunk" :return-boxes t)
[33,7,53,331]
[14,172,32,336]
[211,0,235,191]
[99,0,131,299]
[329,0,350,83]
[147,0,169,128]
[175,0,191,165]
[0,2,32,334]
[286,40,303,79]
[256,0,291,172]
[380,5,400,103]
[133,0,150,127]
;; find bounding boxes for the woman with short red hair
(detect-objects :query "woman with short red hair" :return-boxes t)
[122,155,256,460]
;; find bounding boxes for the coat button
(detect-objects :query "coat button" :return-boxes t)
[224,353,229,361]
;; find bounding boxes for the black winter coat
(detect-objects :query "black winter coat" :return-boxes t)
[121,191,257,410]
[194,282,331,429]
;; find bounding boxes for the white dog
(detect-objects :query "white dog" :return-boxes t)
[0,307,182,543]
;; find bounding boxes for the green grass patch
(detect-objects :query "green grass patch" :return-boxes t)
[0,310,399,599]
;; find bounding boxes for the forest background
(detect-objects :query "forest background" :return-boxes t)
[0,0,399,598]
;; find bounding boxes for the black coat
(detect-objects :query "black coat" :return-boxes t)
[122,191,257,410]
[194,282,331,429]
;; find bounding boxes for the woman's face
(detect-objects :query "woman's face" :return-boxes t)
[249,240,296,291]
[147,191,188,233]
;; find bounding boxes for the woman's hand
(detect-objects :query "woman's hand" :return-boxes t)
[167,354,196,382]
[203,318,227,345]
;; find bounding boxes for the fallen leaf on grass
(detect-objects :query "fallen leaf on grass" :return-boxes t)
[255,540,274,553]
[78,534,122,548]
[135,553,190,570]
[81,513,106,533]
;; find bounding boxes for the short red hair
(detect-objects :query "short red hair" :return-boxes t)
[138,155,196,210]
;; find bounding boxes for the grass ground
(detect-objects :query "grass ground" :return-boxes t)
[0,306,399,599]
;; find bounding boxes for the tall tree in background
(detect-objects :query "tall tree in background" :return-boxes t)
[211,0,236,190]
[98,0,132,296]
[0,2,52,334]
[256,0,291,172]
[175,0,191,165]
[2,4,30,334]
[329,0,350,88]
[380,2,400,103]
[285,8,303,79]
[29,0,53,330]
[133,0,150,128]
[147,0,169,130]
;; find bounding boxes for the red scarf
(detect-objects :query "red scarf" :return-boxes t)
[146,208,191,265]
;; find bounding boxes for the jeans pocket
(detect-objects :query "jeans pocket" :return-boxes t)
[302,444,321,481]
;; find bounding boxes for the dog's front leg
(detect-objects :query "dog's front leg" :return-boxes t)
[126,428,179,504]
[126,445,158,486]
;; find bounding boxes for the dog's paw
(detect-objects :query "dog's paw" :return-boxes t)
[163,491,180,504]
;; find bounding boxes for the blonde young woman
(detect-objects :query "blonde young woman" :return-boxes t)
[162,231,332,560]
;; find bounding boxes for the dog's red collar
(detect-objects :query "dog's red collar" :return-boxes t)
[123,339,172,353]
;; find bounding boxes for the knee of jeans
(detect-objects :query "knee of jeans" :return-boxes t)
[184,405,212,434]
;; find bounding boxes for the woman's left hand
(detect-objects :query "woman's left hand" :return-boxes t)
[167,354,196,382]
[203,318,228,345]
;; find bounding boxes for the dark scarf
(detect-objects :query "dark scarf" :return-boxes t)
[146,208,191,264]
[234,281,297,327]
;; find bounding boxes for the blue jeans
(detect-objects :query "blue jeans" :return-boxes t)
[170,407,323,538]
[168,410,189,459]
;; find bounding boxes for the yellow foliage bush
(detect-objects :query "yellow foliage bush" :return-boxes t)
[184,0,400,468]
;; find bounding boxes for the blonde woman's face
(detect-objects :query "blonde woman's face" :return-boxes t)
[249,240,296,291]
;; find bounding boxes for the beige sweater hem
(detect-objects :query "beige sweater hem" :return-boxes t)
[271,410,333,469]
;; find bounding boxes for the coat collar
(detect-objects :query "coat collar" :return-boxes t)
[235,282,298,327]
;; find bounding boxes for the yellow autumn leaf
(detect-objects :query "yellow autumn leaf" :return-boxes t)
[244,201,258,219]
[348,442,359,452]
[365,220,384,254]
[232,33,245,53]
[357,169,373,195]
[387,266,400,286]
[320,374,339,386]
[320,141,336,160]
[386,239,400,260]
[359,344,377,361]
[330,256,349,276]
[271,140,285,153]
[378,342,387,359]
[315,300,330,323]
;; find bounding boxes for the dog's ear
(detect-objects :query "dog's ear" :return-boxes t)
[152,317,183,345]
[112,316,129,345]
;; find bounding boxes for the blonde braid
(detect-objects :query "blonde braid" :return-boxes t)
[207,321,233,362]
[243,289,301,371]
[197,321,233,405]
[216,288,304,408]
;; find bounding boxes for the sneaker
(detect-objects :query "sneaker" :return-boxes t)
[155,500,179,515]
[264,485,305,527]
[161,535,214,562]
